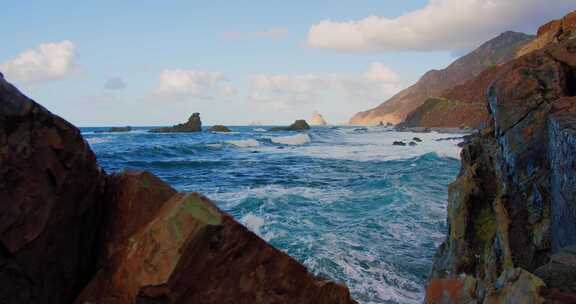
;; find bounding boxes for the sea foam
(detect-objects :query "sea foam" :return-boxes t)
[270,133,311,145]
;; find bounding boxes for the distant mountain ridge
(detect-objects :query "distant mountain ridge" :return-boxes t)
[349,31,535,125]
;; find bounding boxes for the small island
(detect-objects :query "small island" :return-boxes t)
[150,113,202,133]
[270,120,310,131]
[208,125,232,132]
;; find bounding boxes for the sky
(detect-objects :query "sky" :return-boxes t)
[1,1,574,126]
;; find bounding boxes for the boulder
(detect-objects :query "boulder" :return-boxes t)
[76,192,357,304]
[270,120,310,131]
[0,72,106,303]
[150,113,202,133]
[207,125,232,132]
[413,137,422,142]
[392,141,406,146]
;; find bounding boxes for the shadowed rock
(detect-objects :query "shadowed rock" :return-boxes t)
[150,113,202,133]
[207,125,231,132]
[270,120,310,131]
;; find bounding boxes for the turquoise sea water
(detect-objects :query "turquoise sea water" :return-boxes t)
[82,126,462,304]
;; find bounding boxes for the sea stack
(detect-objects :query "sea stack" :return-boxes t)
[310,111,328,126]
[270,120,311,131]
[150,112,202,133]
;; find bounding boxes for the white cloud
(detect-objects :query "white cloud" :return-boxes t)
[249,62,401,108]
[223,28,288,40]
[155,69,236,99]
[0,40,77,83]
[307,0,574,52]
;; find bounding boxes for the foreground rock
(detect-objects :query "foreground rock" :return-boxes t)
[349,31,533,125]
[310,111,328,125]
[0,72,106,303]
[426,11,576,303]
[95,126,132,133]
[0,74,357,303]
[207,124,232,132]
[270,119,311,131]
[150,112,202,133]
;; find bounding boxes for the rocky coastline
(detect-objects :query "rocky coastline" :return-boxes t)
[426,11,576,303]
[0,73,356,303]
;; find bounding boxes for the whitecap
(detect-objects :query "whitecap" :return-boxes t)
[86,137,111,144]
[270,133,311,145]
[253,128,266,132]
[226,139,260,147]
[240,213,265,235]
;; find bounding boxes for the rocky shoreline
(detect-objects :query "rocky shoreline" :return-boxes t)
[426,11,576,303]
[0,73,356,303]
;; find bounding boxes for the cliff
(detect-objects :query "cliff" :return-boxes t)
[349,31,534,126]
[426,11,576,303]
[0,73,356,303]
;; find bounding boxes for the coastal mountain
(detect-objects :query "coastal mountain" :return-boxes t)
[0,73,356,303]
[426,11,576,303]
[349,31,534,125]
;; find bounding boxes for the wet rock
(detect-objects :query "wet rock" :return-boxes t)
[150,113,202,133]
[484,268,545,304]
[409,141,417,146]
[534,246,576,293]
[413,137,422,142]
[270,119,310,131]
[392,141,407,146]
[207,125,231,132]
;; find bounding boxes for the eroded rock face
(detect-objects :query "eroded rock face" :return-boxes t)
[0,73,106,303]
[150,113,202,133]
[426,11,576,303]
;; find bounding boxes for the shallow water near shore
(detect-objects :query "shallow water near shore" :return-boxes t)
[83,125,462,304]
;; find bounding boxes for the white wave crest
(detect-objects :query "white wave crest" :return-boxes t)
[253,128,266,132]
[271,133,311,145]
[86,137,111,144]
[226,139,260,147]
[240,213,265,235]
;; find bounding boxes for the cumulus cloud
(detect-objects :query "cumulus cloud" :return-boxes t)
[249,62,401,108]
[223,28,288,40]
[155,69,236,99]
[0,40,77,83]
[307,0,574,52]
[104,77,127,90]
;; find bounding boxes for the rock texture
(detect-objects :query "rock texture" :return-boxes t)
[0,73,356,303]
[310,111,328,126]
[426,11,576,303]
[150,113,202,133]
[207,124,232,132]
[350,31,534,125]
[0,72,106,304]
[270,120,311,131]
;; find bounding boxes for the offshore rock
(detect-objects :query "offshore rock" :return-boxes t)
[270,119,311,131]
[310,111,328,125]
[95,126,132,133]
[0,72,106,303]
[150,113,202,133]
[207,124,232,132]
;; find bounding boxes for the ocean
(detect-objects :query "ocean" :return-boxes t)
[82,125,462,304]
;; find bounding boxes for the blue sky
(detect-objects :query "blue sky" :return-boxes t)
[1,1,573,126]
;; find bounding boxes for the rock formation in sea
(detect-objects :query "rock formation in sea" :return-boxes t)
[270,119,311,131]
[95,126,132,133]
[0,73,356,303]
[426,10,576,303]
[207,124,231,132]
[150,112,202,133]
[349,31,534,126]
[310,111,328,125]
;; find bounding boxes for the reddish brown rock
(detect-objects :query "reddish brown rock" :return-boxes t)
[0,73,106,303]
[76,192,356,304]
[427,10,576,303]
